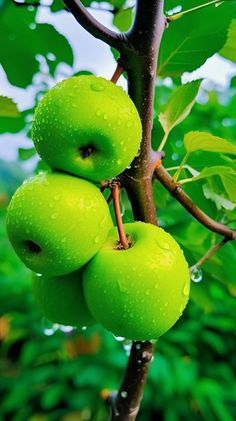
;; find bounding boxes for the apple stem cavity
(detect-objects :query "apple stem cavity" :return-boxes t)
[111,183,129,250]
[79,144,96,159]
[25,240,41,254]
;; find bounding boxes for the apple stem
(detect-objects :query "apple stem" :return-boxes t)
[112,183,129,250]
[110,60,124,84]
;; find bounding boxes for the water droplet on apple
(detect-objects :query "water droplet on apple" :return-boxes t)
[81,326,87,331]
[114,335,125,342]
[54,194,61,201]
[145,289,150,295]
[103,114,108,120]
[94,236,100,243]
[191,266,203,283]
[51,213,58,220]
[126,121,132,128]
[183,282,190,296]
[117,159,122,165]
[179,303,184,314]
[91,82,105,92]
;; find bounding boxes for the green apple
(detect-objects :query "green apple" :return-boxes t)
[83,222,190,341]
[6,171,113,276]
[32,271,95,327]
[32,75,142,182]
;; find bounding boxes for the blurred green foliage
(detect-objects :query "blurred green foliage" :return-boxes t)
[1,1,236,420]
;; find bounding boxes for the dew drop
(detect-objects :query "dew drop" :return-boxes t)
[59,325,74,333]
[91,82,105,92]
[117,159,122,165]
[42,318,58,336]
[179,303,184,314]
[183,282,190,296]
[94,236,100,244]
[29,23,36,30]
[191,266,203,283]
[145,289,150,296]
[51,213,58,220]
[114,335,125,342]
[54,194,61,201]
[123,342,132,355]
[121,391,128,398]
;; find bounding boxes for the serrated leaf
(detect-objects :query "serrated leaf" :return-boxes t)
[184,132,236,155]
[220,19,236,62]
[221,171,236,202]
[159,80,202,134]
[194,165,236,181]
[159,0,235,77]
[203,183,235,210]
[113,8,133,31]
[0,96,19,117]
[190,165,236,206]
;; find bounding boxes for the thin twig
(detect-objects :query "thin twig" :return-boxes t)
[110,61,124,84]
[112,184,129,250]
[167,0,227,22]
[63,0,123,49]
[155,165,236,240]
[190,238,229,271]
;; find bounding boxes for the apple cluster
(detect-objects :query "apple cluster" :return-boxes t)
[7,75,190,341]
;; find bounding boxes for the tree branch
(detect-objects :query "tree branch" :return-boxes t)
[63,0,124,49]
[120,0,166,224]
[190,238,229,271]
[110,341,153,420]
[155,165,236,240]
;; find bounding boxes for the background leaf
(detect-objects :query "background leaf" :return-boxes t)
[159,0,235,77]
[159,80,202,134]
[113,8,133,32]
[0,96,20,117]
[184,131,236,155]
[220,18,236,62]
[0,3,74,87]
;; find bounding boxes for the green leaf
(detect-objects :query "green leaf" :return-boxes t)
[203,183,235,210]
[184,131,236,155]
[159,80,202,134]
[0,96,20,117]
[189,165,236,206]
[159,0,235,77]
[194,165,236,181]
[50,0,65,13]
[0,3,74,87]
[18,147,36,161]
[113,8,133,32]
[220,19,236,62]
